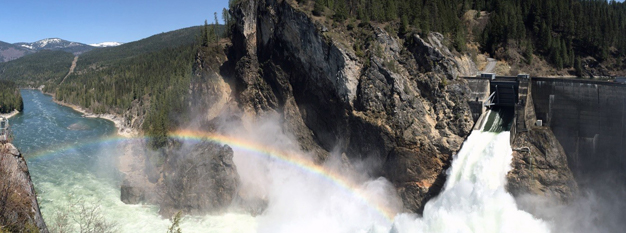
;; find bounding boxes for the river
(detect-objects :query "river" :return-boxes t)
[10,89,548,233]
[10,90,256,232]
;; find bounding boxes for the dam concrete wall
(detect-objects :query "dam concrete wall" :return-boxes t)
[465,77,490,122]
[532,78,626,177]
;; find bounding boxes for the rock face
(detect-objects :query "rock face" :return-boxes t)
[507,128,578,201]
[228,0,476,213]
[0,142,48,232]
[159,141,240,217]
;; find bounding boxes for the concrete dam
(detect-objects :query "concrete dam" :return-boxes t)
[465,75,626,180]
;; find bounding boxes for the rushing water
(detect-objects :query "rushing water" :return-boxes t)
[10,90,256,232]
[390,111,549,232]
[10,90,547,233]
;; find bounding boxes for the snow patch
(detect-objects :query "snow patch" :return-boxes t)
[89,42,123,47]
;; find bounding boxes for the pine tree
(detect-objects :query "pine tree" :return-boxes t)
[202,20,209,47]
[574,57,583,77]
[214,12,220,40]
[313,0,324,16]
[223,8,231,37]
[400,14,410,35]
[334,0,348,21]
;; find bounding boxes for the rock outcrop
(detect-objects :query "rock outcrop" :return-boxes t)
[228,0,476,213]
[0,142,48,232]
[159,141,240,217]
[120,138,240,218]
[507,128,578,201]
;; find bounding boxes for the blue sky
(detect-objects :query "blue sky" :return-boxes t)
[0,0,229,44]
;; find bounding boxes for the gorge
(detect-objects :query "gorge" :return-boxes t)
[1,0,626,232]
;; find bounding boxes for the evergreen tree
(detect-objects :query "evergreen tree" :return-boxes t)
[214,12,220,40]
[313,0,325,16]
[334,0,348,21]
[223,8,232,37]
[202,20,209,47]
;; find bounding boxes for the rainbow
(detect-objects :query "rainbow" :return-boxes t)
[26,130,398,221]
[169,129,398,221]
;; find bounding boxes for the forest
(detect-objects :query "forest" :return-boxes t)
[0,50,74,87]
[309,0,626,70]
[0,81,23,114]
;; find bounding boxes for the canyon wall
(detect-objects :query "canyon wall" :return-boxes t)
[228,0,478,213]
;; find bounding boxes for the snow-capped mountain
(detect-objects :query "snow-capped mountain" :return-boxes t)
[89,42,123,47]
[14,38,94,55]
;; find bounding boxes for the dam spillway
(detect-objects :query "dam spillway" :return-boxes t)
[464,74,526,122]
[391,109,549,233]
[465,74,626,182]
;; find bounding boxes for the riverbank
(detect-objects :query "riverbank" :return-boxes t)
[0,110,20,119]
[51,98,138,138]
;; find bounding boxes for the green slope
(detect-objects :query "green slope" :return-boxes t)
[0,80,23,114]
[0,50,74,87]
[52,26,205,114]
[75,26,203,68]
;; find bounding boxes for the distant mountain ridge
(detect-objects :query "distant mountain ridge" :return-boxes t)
[0,40,33,62]
[0,38,97,62]
[15,38,94,55]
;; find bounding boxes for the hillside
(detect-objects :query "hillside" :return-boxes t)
[298,0,626,77]
[0,80,23,114]
[52,26,214,143]
[74,26,203,68]
[0,50,75,87]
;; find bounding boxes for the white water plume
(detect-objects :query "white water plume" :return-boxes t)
[387,110,550,233]
[218,115,403,233]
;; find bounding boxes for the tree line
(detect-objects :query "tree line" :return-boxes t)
[0,80,23,114]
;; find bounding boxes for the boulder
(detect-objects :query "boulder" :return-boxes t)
[159,141,239,217]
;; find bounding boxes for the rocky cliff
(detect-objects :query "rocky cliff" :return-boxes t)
[0,142,48,232]
[227,0,477,213]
